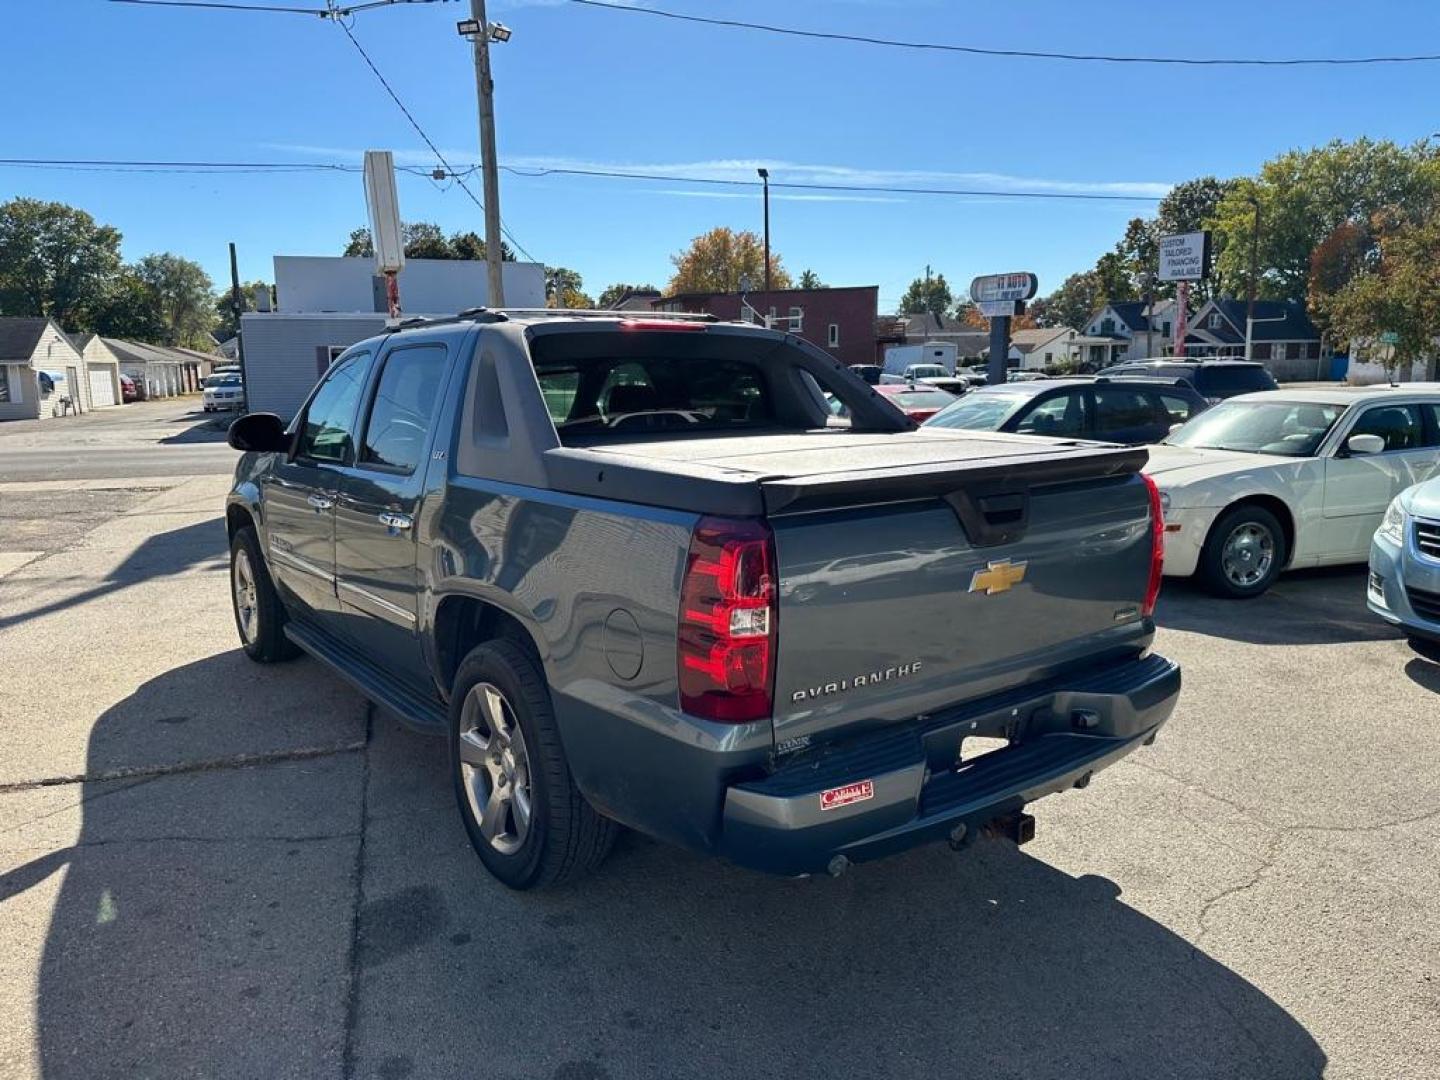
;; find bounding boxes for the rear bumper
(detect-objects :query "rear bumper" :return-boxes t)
[719,653,1180,875]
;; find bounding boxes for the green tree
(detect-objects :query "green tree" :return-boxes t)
[1327,210,1440,378]
[546,266,593,309]
[0,198,123,327]
[797,269,825,289]
[91,270,166,342]
[132,253,215,348]
[668,227,790,294]
[1093,252,1136,303]
[1040,271,1105,331]
[1114,217,1165,299]
[212,281,274,340]
[1211,139,1439,305]
[898,271,953,316]
[1156,176,1237,301]
[596,282,658,308]
[343,223,514,261]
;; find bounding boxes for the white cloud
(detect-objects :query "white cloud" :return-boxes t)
[651,189,904,204]
[263,145,1172,199]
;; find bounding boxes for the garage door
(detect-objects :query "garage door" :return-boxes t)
[88,366,117,407]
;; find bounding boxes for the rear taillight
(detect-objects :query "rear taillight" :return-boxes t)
[677,516,776,723]
[1141,474,1164,617]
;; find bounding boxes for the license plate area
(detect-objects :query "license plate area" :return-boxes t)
[958,736,1010,766]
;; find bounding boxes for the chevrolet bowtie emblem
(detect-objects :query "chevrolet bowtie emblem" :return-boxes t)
[968,559,1028,595]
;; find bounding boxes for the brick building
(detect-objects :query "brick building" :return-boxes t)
[652,286,879,368]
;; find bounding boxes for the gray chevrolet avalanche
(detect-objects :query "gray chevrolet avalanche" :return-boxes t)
[225,310,1179,889]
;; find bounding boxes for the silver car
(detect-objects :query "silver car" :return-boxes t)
[1368,477,1440,640]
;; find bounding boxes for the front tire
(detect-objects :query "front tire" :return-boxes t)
[450,639,615,889]
[1198,505,1287,598]
[230,526,300,662]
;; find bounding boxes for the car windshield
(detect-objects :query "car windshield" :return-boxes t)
[922,390,1029,430]
[1165,399,1345,456]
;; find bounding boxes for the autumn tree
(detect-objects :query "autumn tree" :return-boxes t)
[668,227,790,294]
[1307,221,1372,343]
[1327,209,1440,379]
[546,266,593,309]
[954,300,985,328]
[898,272,953,316]
[0,198,122,327]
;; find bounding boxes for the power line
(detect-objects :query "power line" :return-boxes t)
[331,19,536,261]
[568,0,1440,67]
[108,0,447,17]
[0,157,1164,202]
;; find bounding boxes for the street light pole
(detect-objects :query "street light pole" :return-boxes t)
[757,168,771,296]
[469,0,505,308]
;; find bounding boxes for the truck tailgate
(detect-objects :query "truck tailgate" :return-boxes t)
[768,458,1156,748]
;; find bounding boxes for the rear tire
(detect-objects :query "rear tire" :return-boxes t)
[450,639,615,889]
[1198,505,1287,599]
[230,526,300,662]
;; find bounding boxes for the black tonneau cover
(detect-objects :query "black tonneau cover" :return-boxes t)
[542,430,1146,518]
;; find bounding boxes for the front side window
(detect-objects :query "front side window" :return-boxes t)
[297,350,373,464]
[1015,392,1087,437]
[1348,404,1427,452]
[359,344,448,472]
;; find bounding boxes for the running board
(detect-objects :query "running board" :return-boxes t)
[284,620,449,735]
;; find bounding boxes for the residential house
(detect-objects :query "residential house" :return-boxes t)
[0,317,95,421]
[653,286,879,368]
[896,312,990,361]
[1078,301,1177,369]
[70,334,125,408]
[1009,327,1079,371]
[604,287,663,312]
[1183,299,1323,378]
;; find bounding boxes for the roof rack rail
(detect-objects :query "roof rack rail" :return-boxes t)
[387,308,510,331]
[493,307,720,323]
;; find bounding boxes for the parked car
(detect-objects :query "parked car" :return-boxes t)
[38,371,55,395]
[848,363,882,385]
[880,362,951,385]
[1097,359,1278,402]
[1368,477,1440,642]
[1148,385,1440,597]
[957,366,989,387]
[869,382,962,421]
[1006,370,1047,383]
[923,377,1207,445]
[203,373,244,412]
[225,310,1177,888]
[119,374,139,403]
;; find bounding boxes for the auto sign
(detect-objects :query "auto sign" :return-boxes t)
[969,272,1038,304]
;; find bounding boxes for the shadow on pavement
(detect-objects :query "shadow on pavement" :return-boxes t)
[1,651,365,1078]
[5,654,1326,1079]
[0,517,226,631]
[158,412,232,445]
[1155,565,1398,646]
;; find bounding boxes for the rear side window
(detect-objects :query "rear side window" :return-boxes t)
[1195,366,1278,397]
[1157,392,1198,423]
[360,344,448,473]
[298,350,373,464]
[534,354,773,435]
[1094,387,1162,429]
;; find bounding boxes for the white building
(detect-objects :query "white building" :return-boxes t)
[1009,327,1079,370]
[240,255,545,420]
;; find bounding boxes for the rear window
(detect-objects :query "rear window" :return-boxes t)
[1194,365,1278,397]
[534,353,774,436]
[888,388,956,410]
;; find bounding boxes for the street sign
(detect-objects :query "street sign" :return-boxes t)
[977,299,1019,318]
[970,272,1038,304]
[1380,331,1401,345]
[1158,231,1211,282]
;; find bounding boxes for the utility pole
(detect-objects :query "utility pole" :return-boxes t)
[757,168,771,295]
[469,0,505,307]
[1143,273,1155,358]
[229,242,249,414]
[1245,196,1261,360]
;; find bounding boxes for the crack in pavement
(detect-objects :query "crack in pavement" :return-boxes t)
[0,740,368,795]
[3,830,362,857]
[341,702,375,1080]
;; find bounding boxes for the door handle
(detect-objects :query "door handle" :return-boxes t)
[307,493,334,511]
[378,511,413,531]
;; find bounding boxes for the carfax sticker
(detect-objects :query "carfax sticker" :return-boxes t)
[819,779,875,811]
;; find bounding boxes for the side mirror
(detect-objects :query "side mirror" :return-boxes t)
[228,412,290,453]
[1168,422,1185,435]
[1346,433,1385,456]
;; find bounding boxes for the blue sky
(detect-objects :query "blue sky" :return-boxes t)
[4,0,1439,310]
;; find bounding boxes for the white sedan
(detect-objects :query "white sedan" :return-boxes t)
[1146,385,1440,597]
[203,374,244,412]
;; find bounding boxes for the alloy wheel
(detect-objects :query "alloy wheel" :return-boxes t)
[457,682,533,855]
[1221,522,1274,588]
[232,548,259,644]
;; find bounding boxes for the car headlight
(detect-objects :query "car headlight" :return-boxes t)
[1377,497,1406,545]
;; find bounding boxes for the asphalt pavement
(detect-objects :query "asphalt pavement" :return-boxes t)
[0,404,1436,1080]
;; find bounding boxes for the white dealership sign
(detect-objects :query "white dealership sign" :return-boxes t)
[1158,231,1211,282]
